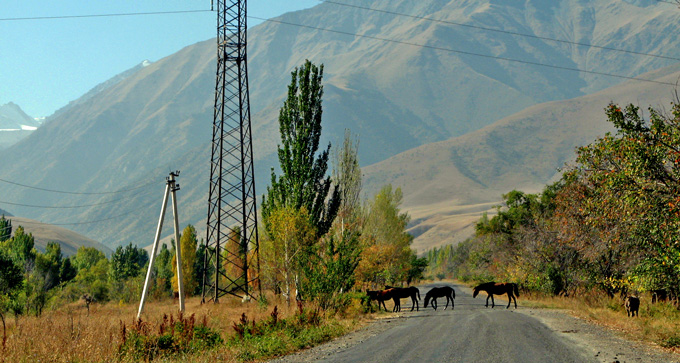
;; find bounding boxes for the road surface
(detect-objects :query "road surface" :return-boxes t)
[272,282,680,363]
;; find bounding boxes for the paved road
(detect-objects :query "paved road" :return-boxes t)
[320,282,591,363]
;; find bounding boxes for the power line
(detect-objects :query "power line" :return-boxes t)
[250,15,679,87]
[0,205,152,227]
[0,9,212,22]
[320,0,680,63]
[0,187,155,209]
[0,177,158,195]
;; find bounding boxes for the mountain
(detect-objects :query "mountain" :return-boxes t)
[0,102,40,149]
[363,63,680,252]
[0,0,679,249]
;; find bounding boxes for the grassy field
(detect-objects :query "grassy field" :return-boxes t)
[1,293,370,362]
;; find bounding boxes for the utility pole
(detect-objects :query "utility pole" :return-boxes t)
[138,171,184,318]
[201,0,260,303]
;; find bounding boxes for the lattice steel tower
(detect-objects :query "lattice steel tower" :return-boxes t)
[202,0,260,303]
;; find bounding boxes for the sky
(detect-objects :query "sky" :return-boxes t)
[0,0,319,118]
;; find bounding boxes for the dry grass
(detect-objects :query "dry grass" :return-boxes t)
[517,289,680,355]
[1,293,367,362]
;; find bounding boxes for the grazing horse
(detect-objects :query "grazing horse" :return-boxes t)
[424,286,456,311]
[366,289,394,312]
[385,286,421,312]
[473,282,519,309]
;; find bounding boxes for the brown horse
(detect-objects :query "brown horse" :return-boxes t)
[473,282,519,309]
[366,289,393,312]
[424,286,455,311]
[385,286,421,312]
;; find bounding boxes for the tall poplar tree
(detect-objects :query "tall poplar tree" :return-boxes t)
[261,60,340,238]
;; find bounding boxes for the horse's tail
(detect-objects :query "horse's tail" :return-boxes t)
[451,287,456,299]
[417,289,421,300]
[513,283,520,297]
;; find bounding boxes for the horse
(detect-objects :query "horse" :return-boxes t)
[366,289,394,312]
[625,296,640,317]
[385,286,421,312]
[473,282,519,309]
[424,286,455,311]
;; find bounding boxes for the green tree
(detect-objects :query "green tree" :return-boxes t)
[0,249,22,346]
[73,246,106,271]
[299,230,362,309]
[34,242,63,290]
[109,243,148,282]
[333,129,362,230]
[1,226,35,268]
[261,60,341,239]
[0,215,11,242]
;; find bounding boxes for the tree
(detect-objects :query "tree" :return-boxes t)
[34,242,63,290]
[358,185,414,286]
[261,60,341,239]
[109,243,148,282]
[333,129,362,231]
[73,246,106,272]
[1,226,35,268]
[172,225,198,296]
[261,206,316,305]
[0,249,22,347]
[0,215,11,242]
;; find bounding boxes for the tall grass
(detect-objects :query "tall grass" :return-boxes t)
[0,292,368,362]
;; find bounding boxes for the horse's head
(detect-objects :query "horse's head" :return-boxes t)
[472,287,479,298]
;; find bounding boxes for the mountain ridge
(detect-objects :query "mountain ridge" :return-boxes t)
[0,0,679,248]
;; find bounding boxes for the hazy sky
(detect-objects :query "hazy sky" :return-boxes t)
[0,0,318,117]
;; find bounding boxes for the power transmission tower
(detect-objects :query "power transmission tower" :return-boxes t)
[201,0,260,303]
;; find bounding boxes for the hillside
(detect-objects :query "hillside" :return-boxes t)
[0,0,679,248]
[364,63,680,252]
[7,217,113,257]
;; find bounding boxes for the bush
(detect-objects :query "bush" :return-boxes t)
[118,313,222,361]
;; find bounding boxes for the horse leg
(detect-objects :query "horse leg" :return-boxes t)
[433,298,437,311]
[485,294,490,308]
[412,296,418,311]
[506,292,511,309]
[512,294,517,309]
[491,294,495,308]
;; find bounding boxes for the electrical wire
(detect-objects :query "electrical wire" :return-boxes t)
[0,9,212,22]
[0,205,152,227]
[0,177,158,195]
[0,186,156,209]
[249,15,679,87]
[319,0,680,62]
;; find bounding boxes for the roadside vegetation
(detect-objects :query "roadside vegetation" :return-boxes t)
[427,102,680,352]
[0,60,425,362]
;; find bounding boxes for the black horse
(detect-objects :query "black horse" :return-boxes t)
[424,286,456,310]
[385,286,421,312]
[473,282,519,309]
